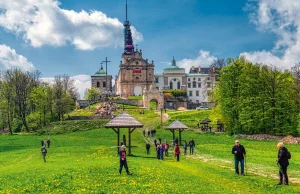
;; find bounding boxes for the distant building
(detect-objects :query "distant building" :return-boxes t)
[187,66,216,104]
[155,57,186,90]
[115,2,154,97]
[91,64,113,92]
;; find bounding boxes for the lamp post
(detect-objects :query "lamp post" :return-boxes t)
[123,100,125,111]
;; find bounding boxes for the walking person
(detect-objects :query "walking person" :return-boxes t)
[41,146,47,162]
[154,139,157,147]
[174,143,180,162]
[183,141,187,155]
[47,137,51,148]
[119,145,132,175]
[146,143,150,154]
[232,140,246,175]
[189,138,195,155]
[171,140,174,149]
[276,142,290,185]
[164,142,169,157]
[159,144,164,160]
[142,130,145,137]
[156,144,160,160]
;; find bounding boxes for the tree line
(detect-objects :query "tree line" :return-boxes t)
[0,69,79,134]
[216,57,300,136]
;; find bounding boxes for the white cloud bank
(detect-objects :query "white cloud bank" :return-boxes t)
[177,50,217,72]
[0,44,34,71]
[0,0,143,50]
[242,0,300,68]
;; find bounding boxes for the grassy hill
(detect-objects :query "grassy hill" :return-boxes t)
[0,105,300,193]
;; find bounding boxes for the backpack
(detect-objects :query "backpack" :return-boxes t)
[286,150,291,159]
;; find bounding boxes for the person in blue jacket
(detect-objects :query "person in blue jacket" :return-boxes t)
[119,145,132,175]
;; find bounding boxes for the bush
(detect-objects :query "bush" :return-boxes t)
[12,118,23,133]
[163,90,187,97]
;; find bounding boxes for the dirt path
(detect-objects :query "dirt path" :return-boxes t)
[186,152,300,184]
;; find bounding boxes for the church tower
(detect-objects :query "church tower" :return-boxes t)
[115,1,154,97]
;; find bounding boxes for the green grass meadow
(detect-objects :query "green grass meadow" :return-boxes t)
[0,106,300,193]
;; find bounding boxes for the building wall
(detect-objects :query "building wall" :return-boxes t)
[91,75,113,92]
[186,74,215,103]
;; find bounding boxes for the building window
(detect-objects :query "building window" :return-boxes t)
[103,81,106,87]
[196,91,199,96]
[170,82,173,90]
[155,77,158,83]
[189,91,192,96]
[188,78,190,81]
[198,78,201,81]
[193,78,196,81]
[207,82,211,88]
[188,83,191,88]
[136,62,139,65]
[198,83,201,88]
[193,81,196,88]
[97,82,100,88]
[207,77,210,80]
[177,82,180,89]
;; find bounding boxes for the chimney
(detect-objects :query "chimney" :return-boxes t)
[192,66,194,71]
[198,66,201,73]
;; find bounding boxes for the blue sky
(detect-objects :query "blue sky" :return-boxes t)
[0,0,299,97]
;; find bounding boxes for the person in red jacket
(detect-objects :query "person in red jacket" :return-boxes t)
[174,143,180,161]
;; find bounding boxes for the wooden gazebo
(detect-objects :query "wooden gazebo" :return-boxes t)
[105,112,143,155]
[217,120,224,131]
[200,118,211,130]
[166,120,188,145]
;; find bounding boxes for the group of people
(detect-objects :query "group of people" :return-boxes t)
[40,137,51,162]
[142,129,156,137]
[232,140,291,185]
[95,102,118,118]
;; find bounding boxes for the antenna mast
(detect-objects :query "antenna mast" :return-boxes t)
[126,0,128,21]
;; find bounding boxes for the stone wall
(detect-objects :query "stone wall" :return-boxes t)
[164,101,187,110]
[76,100,101,108]
[110,99,143,107]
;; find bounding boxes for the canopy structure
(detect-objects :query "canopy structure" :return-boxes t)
[217,120,224,131]
[200,118,211,130]
[105,112,143,155]
[166,120,188,145]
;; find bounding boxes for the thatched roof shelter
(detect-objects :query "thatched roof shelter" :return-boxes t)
[105,112,143,155]
[166,120,188,145]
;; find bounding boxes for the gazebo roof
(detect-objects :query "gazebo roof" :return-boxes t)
[217,120,223,125]
[166,120,188,129]
[105,112,143,128]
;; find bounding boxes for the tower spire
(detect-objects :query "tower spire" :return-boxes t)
[126,0,128,21]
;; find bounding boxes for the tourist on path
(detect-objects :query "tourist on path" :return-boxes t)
[232,140,246,175]
[159,144,164,160]
[154,139,157,147]
[142,130,145,137]
[47,137,51,148]
[41,139,44,147]
[156,144,160,160]
[189,138,195,155]
[164,142,169,157]
[183,141,187,155]
[159,138,162,145]
[175,137,178,145]
[174,143,180,161]
[171,140,174,149]
[146,143,150,154]
[276,142,290,185]
[41,146,47,162]
[119,145,132,175]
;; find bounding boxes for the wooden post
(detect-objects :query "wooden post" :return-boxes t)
[128,128,131,155]
[172,129,175,141]
[179,129,182,146]
[117,128,120,155]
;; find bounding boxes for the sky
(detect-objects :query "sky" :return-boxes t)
[1,0,300,98]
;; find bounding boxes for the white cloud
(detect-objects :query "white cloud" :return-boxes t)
[0,44,34,71]
[242,0,300,68]
[0,0,143,50]
[177,50,217,72]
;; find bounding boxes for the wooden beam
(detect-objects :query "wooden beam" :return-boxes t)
[128,128,132,155]
[111,128,118,134]
[117,128,120,155]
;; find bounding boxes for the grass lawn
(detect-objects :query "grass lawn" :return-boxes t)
[0,108,299,193]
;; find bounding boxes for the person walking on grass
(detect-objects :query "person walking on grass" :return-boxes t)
[189,138,195,155]
[232,140,246,175]
[146,143,150,154]
[119,145,132,175]
[156,144,160,160]
[276,142,290,185]
[183,141,187,155]
[47,137,51,148]
[159,144,164,160]
[174,143,180,161]
[164,142,169,157]
[41,146,47,162]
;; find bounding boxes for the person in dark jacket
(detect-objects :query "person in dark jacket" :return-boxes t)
[119,145,132,175]
[47,137,51,148]
[174,143,180,161]
[276,142,289,185]
[154,139,157,147]
[41,146,47,162]
[146,143,150,154]
[232,140,246,175]
[189,139,195,155]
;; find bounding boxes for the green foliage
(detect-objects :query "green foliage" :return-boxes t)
[85,87,101,100]
[163,90,187,97]
[217,57,300,136]
[12,118,23,133]
[128,96,143,100]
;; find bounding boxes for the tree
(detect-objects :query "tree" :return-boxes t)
[0,75,14,134]
[85,87,101,101]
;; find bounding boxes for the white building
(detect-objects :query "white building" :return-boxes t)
[187,66,216,104]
